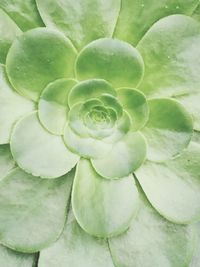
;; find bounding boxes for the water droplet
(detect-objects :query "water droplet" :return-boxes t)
[176,6,180,9]
[167,55,170,59]
[165,5,168,9]
[141,3,145,8]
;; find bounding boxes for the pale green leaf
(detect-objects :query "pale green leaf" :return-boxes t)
[0,167,74,252]
[72,159,139,237]
[0,145,15,179]
[0,65,34,144]
[92,131,146,179]
[6,28,77,101]
[109,192,196,267]
[36,0,121,49]
[114,0,199,46]
[0,8,21,64]
[10,112,79,178]
[39,79,77,135]
[76,38,144,88]
[0,244,36,267]
[0,0,44,31]
[142,98,193,162]
[117,88,149,131]
[136,141,200,224]
[137,15,200,97]
[38,220,114,267]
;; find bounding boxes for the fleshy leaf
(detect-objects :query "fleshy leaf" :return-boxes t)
[0,145,15,179]
[142,98,193,162]
[137,14,200,97]
[6,28,77,101]
[39,79,77,135]
[103,110,131,144]
[10,112,79,178]
[0,9,21,64]
[192,131,200,144]
[192,2,200,22]
[68,103,91,138]
[0,65,34,144]
[0,167,74,252]
[69,99,115,140]
[176,93,200,131]
[76,38,144,88]
[136,140,200,224]
[109,191,196,267]
[0,244,36,267]
[114,0,199,46]
[190,223,200,267]
[38,220,114,267]
[68,79,116,108]
[64,124,112,159]
[72,159,139,238]
[0,0,44,31]
[117,88,149,130]
[36,0,121,49]
[92,131,146,179]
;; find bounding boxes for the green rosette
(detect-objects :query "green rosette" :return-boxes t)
[0,1,200,266]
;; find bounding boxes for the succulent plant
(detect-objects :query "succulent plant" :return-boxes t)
[0,0,200,266]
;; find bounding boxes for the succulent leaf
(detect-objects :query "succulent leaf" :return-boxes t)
[142,98,193,162]
[39,79,77,135]
[0,9,21,64]
[6,28,77,101]
[0,244,36,267]
[0,167,74,252]
[0,1,200,266]
[36,0,121,49]
[10,112,79,178]
[109,192,197,267]
[72,159,140,237]
[38,220,114,267]
[0,65,34,144]
[76,38,144,88]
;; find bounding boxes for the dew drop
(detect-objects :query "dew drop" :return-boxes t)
[165,5,168,9]
[141,3,145,8]
[176,6,180,9]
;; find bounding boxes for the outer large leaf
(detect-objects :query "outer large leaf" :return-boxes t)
[72,159,139,238]
[109,192,196,267]
[136,140,200,224]
[141,98,193,162]
[192,2,200,22]
[0,9,21,64]
[0,167,74,252]
[0,245,36,267]
[189,223,200,267]
[190,224,200,267]
[0,0,44,31]
[38,220,114,267]
[36,0,121,49]
[114,0,199,45]
[137,15,200,97]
